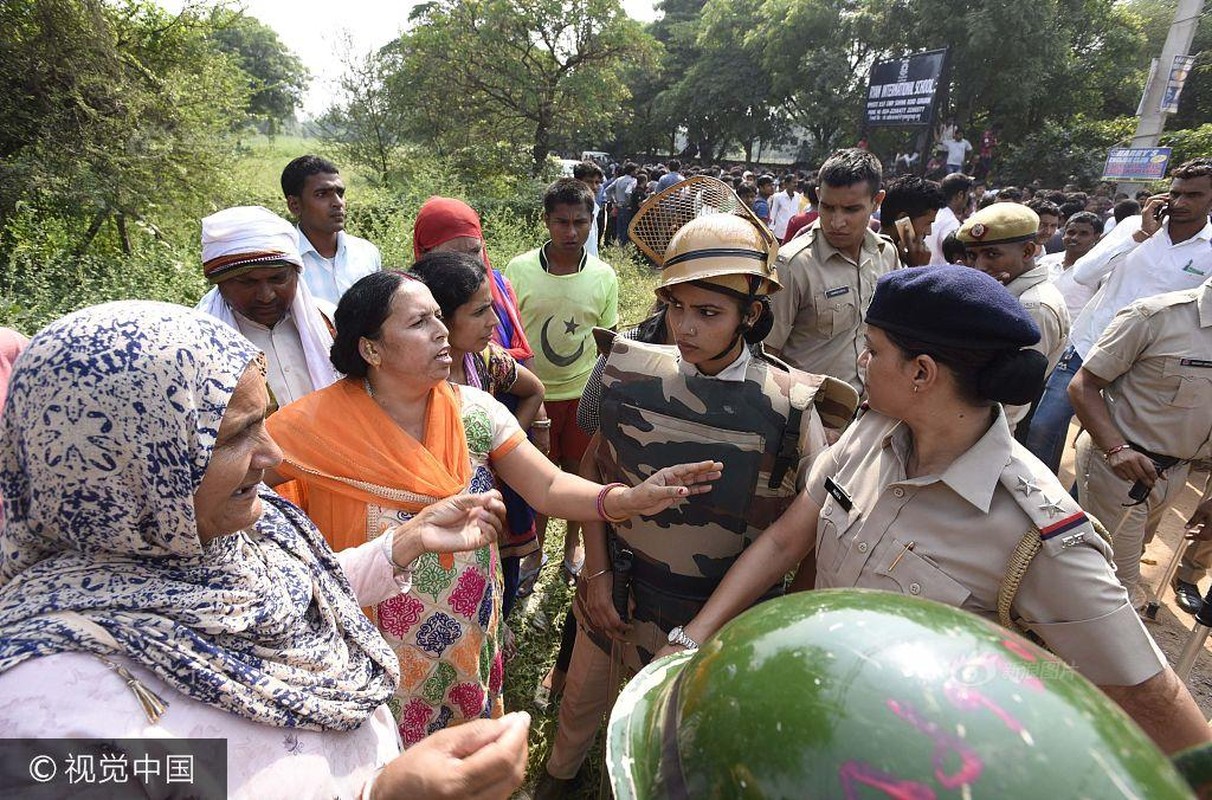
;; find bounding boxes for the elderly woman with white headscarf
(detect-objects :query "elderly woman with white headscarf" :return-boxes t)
[0,301,528,799]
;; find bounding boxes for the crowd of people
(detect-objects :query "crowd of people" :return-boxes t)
[0,144,1210,799]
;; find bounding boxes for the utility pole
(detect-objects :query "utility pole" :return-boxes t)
[1121,0,1204,192]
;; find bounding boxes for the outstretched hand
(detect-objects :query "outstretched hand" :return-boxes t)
[617,460,723,518]
[392,491,506,566]
[371,711,529,800]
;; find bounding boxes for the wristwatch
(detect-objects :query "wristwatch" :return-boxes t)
[667,625,699,651]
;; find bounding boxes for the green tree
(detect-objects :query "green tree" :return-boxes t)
[316,35,410,185]
[659,0,787,163]
[0,0,252,329]
[879,0,1149,141]
[0,0,249,254]
[208,10,309,138]
[388,0,657,173]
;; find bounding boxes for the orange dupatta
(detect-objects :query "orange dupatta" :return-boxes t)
[267,377,472,553]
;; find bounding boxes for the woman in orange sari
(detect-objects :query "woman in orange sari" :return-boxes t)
[268,271,720,746]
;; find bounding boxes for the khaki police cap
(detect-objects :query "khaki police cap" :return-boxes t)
[660,212,781,297]
[956,203,1040,246]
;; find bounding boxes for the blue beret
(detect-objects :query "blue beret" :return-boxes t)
[865,266,1041,350]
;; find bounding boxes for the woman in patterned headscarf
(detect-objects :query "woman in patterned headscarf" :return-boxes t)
[0,301,528,798]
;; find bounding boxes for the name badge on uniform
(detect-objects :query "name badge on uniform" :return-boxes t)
[1180,358,1212,369]
[825,286,851,299]
[824,477,853,511]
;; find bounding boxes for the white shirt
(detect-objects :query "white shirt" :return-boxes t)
[926,205,961,264]
[612,175,636,205]
[770,191,802,239]
[1069,216,1212,357]
[233,311,316,406]
[677,342,752,381]
[1041,252,1099,322]
[586,202,600,257]
[297,228,381,306]
[939,138,972,166]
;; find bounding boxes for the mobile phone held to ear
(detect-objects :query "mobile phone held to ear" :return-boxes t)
[1154,201,1170,223]
[894,216,916,247]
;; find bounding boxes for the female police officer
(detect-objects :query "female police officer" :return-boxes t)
[670,264,1210,755]
[535,177,858,795]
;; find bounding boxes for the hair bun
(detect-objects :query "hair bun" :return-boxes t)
[977,349,1047,405]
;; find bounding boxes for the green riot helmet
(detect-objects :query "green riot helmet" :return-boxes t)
[607,590,1194,800]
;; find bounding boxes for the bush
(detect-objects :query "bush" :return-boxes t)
[996,116,1136,187]
[0,202,206,333]
[1161,124,1212,169]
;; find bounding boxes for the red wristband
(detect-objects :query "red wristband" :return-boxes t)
[596,482,628,523]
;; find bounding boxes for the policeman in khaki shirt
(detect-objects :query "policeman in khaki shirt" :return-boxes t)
[957,203,1070,432]
[766,149,898,392]
[1069,277,1212,611]
[672,266,1210,755]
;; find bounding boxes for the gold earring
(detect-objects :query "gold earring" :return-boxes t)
[912,384,919,393]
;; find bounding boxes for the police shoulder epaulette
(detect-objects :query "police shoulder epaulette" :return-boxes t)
[1135,286,1200,317]
[997,453,1092,557]
[776,228,817,262]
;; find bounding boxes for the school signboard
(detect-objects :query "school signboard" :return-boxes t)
[865,49,948,127]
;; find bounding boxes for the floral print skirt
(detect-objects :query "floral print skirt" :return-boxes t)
[369,467,504,746]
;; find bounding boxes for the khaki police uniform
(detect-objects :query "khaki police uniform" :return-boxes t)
[1003,264,1071,431]
[807,405,1166,687]
[1075,281,1212,603]
[766,225,898,392]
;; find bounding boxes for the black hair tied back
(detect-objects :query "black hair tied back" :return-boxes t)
[743,295,774,344]
[977,349,1047,406]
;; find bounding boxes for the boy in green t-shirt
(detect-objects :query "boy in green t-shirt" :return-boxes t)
[504,179,620,584]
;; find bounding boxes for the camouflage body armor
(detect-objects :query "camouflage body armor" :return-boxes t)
[596,335,846,664]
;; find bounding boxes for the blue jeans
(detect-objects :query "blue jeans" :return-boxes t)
[1023,346,1082,472]
[616,208,634,248]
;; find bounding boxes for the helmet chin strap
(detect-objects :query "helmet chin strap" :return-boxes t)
[705,331,745,363]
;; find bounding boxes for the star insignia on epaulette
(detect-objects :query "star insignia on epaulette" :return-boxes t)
[1038,495,1065,518]
[1016,475,1040,498]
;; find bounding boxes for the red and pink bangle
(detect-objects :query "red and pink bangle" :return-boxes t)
[597,482,629,523]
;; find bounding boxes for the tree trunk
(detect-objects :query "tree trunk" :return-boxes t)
[73,208,110,258]
[532,111,551,176]
[115,212,131,256]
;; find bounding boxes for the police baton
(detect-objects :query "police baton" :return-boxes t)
[1100,472,1163,622]
[1175,582,1212,682]
[612,545,634,622]
[1144,540,1187,622]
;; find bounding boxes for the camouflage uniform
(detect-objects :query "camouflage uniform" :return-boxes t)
[541,178,858,787]
[593,335,852,666]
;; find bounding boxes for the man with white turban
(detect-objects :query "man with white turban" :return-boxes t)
[196,206,340,409]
